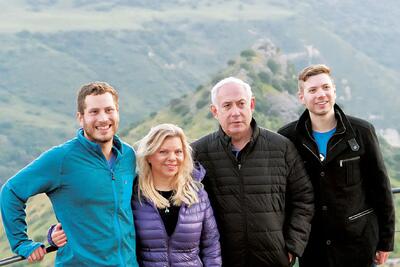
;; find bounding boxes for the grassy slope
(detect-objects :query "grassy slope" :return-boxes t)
[0,1,294,182]
[1,0,400,182]
[1,1,400,265]
[1,44,400,266]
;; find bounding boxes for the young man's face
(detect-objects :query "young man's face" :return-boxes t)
[78,92,119,145]
[299,73,336,117]
[211,82,255,138]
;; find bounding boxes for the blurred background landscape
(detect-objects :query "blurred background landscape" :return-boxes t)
[0,0,399,266]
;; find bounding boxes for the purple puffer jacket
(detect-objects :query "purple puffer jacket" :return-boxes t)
[132,165,221,267]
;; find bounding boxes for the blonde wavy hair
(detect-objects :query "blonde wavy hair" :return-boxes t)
[136,124,202,208]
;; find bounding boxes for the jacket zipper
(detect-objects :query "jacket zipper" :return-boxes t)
[348,208,374,221]
[302,143,321,163]
[152,200,184,267]
[236,158,248,264]
[111,170,125,267]
[327,137,343,154]
[226,140,248,264]
[305,120,344,161]
[339,156,360,167]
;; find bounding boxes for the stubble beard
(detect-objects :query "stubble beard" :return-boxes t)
[84,123,117,144]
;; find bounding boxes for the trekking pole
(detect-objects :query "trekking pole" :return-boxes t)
[0,246,57,266]
[392,188,400,194]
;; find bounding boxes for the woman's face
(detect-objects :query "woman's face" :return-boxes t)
[147,136,184,180]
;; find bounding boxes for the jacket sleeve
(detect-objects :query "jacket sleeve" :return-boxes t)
[0,147,62,258]
[284,140,314,257]
[363,124,395,251]
[200,191,222,267]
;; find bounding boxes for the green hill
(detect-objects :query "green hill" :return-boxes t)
[124,40,301,141]
[1,40,400,266]
[1,0,400,183]
[1,1,400,265]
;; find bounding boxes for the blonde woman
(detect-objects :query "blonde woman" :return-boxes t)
[133,123,221,266]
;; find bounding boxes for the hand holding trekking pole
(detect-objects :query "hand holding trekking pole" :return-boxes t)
[27,246,46,263]
[0,246,57,266]
[0,223,65,266]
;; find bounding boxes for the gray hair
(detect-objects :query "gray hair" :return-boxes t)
[211,77,253,105]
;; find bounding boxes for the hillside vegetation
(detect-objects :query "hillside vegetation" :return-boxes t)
[1,0,400,183]
[1,41,400,266]
[124,42,400,185]
[125,40,300,141]
[1,1,400,266]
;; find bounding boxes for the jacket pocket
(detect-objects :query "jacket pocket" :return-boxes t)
[348,208,374,221]
[120,173,134,210]
[343,208,374,240]
[339,156,361,185]
[345,209,378,256]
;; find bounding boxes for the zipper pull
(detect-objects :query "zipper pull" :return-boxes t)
[238,163,241,170]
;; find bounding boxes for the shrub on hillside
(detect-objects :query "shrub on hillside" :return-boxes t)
[240,49,256,59]
[267,59,280,74]
[258,71,271,84]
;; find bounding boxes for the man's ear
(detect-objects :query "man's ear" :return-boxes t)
[298,90,305,105]
[77,112,83,127]
[250,97,255,112]
[210,104,218,119]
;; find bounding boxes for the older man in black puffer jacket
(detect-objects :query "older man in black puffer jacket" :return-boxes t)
[192,77,314,267]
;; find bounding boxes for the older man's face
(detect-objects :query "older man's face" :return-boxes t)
[211,82,255,138]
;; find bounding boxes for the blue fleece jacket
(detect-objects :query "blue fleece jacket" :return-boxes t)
[0,129,138,267]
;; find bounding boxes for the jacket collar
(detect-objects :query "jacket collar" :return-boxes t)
[218,118,259,149]
[295,104,353,137]
[295,104,360,162]
[76,128,124,157]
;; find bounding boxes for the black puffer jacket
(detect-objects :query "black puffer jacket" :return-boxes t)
[192,119,314,267]
[278,105,395,267]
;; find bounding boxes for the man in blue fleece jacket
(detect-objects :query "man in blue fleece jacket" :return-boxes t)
[0,82,138,266]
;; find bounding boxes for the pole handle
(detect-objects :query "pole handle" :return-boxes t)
[0,246,58,266]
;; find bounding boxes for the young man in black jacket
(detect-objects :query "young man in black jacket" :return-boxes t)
[278,64,395,267]
[192,77,314,267]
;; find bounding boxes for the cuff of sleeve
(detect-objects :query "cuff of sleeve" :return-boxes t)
[286,242,302,257]
[47,224,59,248]
[15,241,44,259]
[377,241,394,252]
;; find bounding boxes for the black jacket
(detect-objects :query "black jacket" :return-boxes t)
[278,104,395,267]
[192,119,314,267]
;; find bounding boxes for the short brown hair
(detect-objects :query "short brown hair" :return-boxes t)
[77,82,119,114]
[298,64,333,91]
